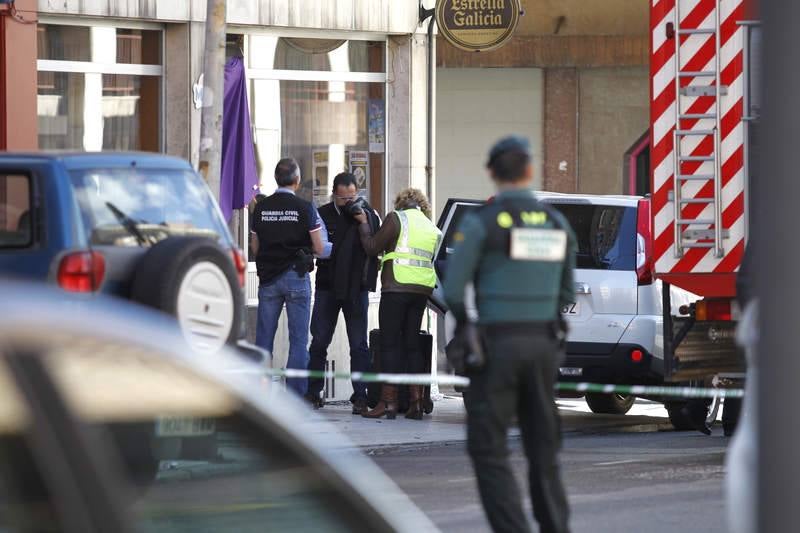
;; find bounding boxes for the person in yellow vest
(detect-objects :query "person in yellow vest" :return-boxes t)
[353,188,441,420]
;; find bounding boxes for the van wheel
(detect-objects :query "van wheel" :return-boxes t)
[667,397,720,431]
[131,237,242,354]
[666,401,695,431]
[585,393,635,415]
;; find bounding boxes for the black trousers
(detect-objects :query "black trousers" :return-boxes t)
[308,289,371,402]
[378,292,428,374]
[464,327,570,533]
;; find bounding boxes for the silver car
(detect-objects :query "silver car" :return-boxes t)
[0,283,438,533]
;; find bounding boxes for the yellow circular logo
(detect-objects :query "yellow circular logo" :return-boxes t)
[436,0,522,53]
[497,212,514,228]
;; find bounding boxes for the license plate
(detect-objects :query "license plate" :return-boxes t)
[156,416,216,437]
[559,367,583,377]
[560,302,580,315]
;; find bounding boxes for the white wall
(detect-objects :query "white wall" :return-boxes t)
[435,68,544,216]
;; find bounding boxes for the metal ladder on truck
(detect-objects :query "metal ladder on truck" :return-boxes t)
[672,0,726,258]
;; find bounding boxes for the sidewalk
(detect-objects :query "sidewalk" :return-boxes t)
[312,395,494,452]
[310,393,672,452]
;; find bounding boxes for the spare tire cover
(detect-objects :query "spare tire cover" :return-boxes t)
[131,237,243,354]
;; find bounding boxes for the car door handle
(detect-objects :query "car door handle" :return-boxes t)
[575,283,591,295]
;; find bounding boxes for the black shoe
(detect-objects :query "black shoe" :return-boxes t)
[304,393,325,409]
[352,398,368,415]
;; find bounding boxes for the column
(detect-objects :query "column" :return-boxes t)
[1,0,38,150]
[543,68,579,193]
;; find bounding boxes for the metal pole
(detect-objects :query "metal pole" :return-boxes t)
[423,8,436,214]
[198,0,227,203]
[713,0,724,258]
[758,1,800,530]
[673,0,684,258]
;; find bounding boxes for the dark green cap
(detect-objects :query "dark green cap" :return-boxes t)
[487,135,532,167]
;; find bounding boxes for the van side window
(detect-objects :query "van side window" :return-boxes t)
[0,174,33,249]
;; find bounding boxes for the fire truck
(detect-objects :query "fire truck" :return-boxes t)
[649,0,759,401]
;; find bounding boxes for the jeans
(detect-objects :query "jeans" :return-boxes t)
[378,292,428,374]
[464,327,570,533]
[308,290,370,402]
[256,269,311,396]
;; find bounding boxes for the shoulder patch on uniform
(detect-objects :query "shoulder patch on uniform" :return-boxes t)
[453,231,465,242]
[496,212,514,229]
[520,211,548,226]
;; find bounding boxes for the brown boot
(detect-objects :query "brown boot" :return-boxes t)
[362,385,397,419]
[405,385,424,420]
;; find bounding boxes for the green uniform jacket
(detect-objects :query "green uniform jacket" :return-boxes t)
[443,189,577,325]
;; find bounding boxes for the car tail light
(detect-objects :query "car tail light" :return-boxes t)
[231,248,246,287]
[630,349,644,363]
[636,198,653,285]
[695,299,732,322]
[57,251,105,293]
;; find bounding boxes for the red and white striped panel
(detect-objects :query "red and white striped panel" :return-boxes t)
[650,0,746,277]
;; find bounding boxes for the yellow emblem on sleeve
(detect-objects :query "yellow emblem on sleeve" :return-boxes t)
[520,211,547,226]
[496,212,514,229]
[453,231,465,242]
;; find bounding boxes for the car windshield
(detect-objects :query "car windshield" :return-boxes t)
[69,168,229,247]
[548,203,637,271]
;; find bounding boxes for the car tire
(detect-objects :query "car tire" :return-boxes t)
[585,392,635,415]
[131,237,243,354]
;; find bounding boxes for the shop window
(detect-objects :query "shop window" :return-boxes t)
[247,37,386,215]
[37,25,163,152]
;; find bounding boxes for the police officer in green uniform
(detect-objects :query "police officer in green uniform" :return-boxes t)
[443,136,576,533]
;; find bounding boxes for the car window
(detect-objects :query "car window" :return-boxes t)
[42,344,372,533]
[548,203,637,271]
[437,202,481,263]
[69,169,229,247]
[0,174,33,249]
[0,359,59,533]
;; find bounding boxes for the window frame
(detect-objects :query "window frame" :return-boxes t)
[0,171,37,251]
[36,19,166,153]
[238,31,389,213]
[238,32,390,305]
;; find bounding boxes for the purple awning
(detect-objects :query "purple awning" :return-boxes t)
[220,56,258,222]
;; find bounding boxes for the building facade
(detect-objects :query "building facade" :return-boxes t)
[434,0,652,214]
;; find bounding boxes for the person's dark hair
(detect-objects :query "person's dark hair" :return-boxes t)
[274,158,300,187]
[332,172,358,193]
[487,150,531,183]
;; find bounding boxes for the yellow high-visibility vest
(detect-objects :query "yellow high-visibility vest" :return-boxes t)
[382,208,442,288]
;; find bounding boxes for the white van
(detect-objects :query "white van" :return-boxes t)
[432,194,696,416]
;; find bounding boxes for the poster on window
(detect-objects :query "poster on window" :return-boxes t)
[312,150,329,206]
[349,151,370,197]
[368,100,385,153]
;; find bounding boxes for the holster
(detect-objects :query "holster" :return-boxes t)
[446,322,487,375]
[292,249,314,276]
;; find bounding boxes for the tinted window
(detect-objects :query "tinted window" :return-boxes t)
[0,174,33,249]
[69,169,230,247]
[43,349,371,533]
[0,360,58,533]
[549,203,637,270]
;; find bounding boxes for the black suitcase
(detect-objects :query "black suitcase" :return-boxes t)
[367,329,434,414]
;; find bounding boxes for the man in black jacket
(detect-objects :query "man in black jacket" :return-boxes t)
[306,173,380,412]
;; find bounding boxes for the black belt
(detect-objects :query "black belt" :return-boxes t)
[482,322,556,337]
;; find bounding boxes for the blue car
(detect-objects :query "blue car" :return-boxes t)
[0,152,246,354]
